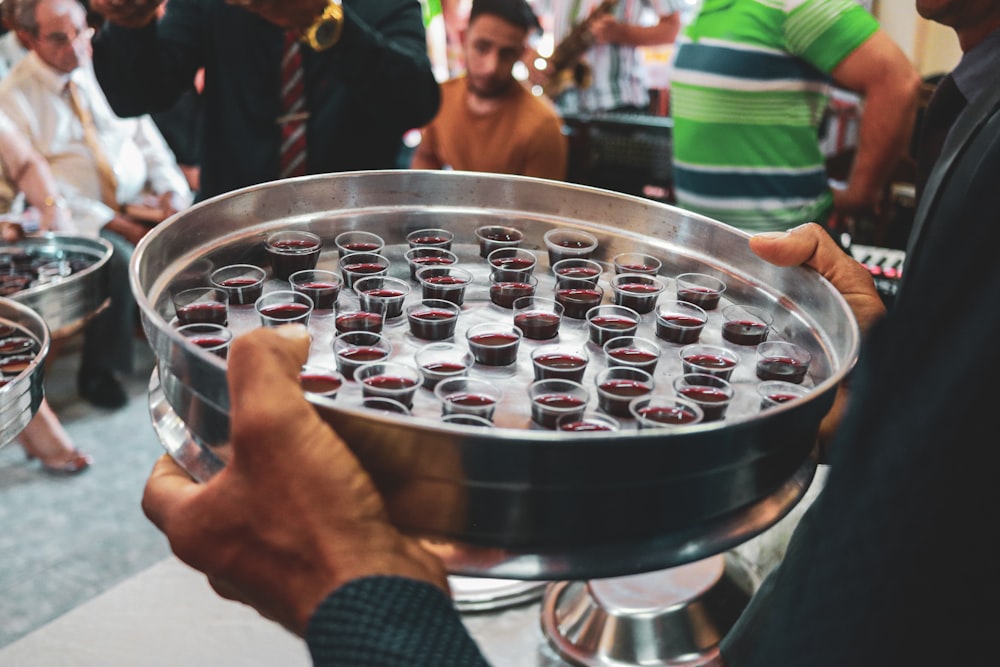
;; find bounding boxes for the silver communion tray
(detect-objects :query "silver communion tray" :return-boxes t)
[131,170,859,580]
[5,233,113,335]
[0,297,50,448]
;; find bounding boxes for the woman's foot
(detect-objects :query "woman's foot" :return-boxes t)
[18,400,93,475]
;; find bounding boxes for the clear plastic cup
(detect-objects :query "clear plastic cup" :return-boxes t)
[612,252,662,276]
[404,247,458,280]
[354,361,422,409]
[413,342,474,389]
[406,299,461,340]
[527,378,589,429]
[466,321,522,366]
[585,304,640,346]
[654,300,708,345]
[406,228,454,250]
[554,277,604,320]
[265,230,322,281]
[594,366,655,418]
[176,323,232,359]
[416,265,473,306]
[332,330,392,380]
[434,376,504,421]
[543,228,598,265]
[630,394,705,429]
[441,413,495,428]
[513,296,564,341]
[675,272,726,311]
[299,365,345,401]
[556,411,621,432]
[172,286,229,326]
[354,275,411,319]
[602,336,661,374]
[755,340,812,384]
[334,295,385,334]
[679,343,741,380]
[340,251,389,291]
[334,230,385,258]
[551,257,603,284]
[360,396,411,416]
[721,304,773,346]
[672,373,735,422]
[254,289,313,327]
[487,247,537,274]
[756,380,811,410]
[475,225,524,258]
[289,269,343,311]
[489,270,538,309]
[210,264,266,305]
[530,344,589,382]
[609,273,666,315]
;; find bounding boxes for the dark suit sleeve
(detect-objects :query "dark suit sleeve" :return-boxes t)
[306,577,491,667]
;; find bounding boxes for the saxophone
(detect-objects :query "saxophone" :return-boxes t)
[541,0,621,99]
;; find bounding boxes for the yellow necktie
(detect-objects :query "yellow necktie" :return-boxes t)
[65,80,119,210]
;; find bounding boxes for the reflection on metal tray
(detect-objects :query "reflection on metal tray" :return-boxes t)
[4,233,112,335]
[0,297,50,448]
[131,170,859,579]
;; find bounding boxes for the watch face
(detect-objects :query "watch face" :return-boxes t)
[315,20,338,47]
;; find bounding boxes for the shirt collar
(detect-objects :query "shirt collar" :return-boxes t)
[952,26,1000,106]
[22,50,79,94]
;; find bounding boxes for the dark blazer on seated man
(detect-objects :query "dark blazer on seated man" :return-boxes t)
[90,0,441,201]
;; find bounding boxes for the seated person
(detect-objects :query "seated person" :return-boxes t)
[411,0,568,180]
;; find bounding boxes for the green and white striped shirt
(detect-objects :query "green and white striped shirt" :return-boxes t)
[670,0,878,232]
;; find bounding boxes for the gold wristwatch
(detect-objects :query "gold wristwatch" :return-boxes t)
[302,0,344,52]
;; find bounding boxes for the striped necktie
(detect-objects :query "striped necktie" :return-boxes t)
[279,30,308,179]
[65,80,119,209]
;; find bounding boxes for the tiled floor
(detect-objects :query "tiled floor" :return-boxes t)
[0,335,171,648]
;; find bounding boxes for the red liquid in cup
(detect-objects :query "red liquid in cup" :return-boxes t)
[0,336,36,355]
[655,314,706,344]
[555,266,600,280]
[301,373,343,395]
[446,393,496,407]
[335,311,383,334]
[637,405,701,425]
[756,356,808,383]
[410,235,451,247]
[296,281,341,309]
[513,311,560,340]
[678,385,730,421]
[490,257,534,271]
[683,353,737,373]
[614,283,662,313]
[361,289,405,318]
[361,375,418,407]
[468,332,520,366]
[619,263,656,273]
[218,277,264,304]
[408,309,458,340]
[531,394,586,428]
[341,242,382,254]
[268,239,320,281]
[532,352,587,381]
[598,379,652,417]
[489,282,535,308]
[259,302,310,322]
[419,361,467,389]
[421,277,468,305]
[560,420,614,432]
[337,346,389,379]
[478,229,523,258]
[343,262,386,275]
[555,288,603,319]
[607,347,658,372]
[761,392,801,409]
[177,301,228,326]
[588,315,638,345]
[677,287,721,310]
[722,319,769,345]
[0,355,33,374]
[189,335,229,357]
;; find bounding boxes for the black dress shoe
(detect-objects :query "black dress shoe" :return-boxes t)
[78,370,128,409]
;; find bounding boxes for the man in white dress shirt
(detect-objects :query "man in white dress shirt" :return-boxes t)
[0,0,192,408]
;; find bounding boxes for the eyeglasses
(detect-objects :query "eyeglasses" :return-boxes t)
[39,26,95,47]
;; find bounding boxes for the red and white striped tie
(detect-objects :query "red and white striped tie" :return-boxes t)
[279,30,308,179]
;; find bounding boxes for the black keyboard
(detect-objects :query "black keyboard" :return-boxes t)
[849,243,905,303]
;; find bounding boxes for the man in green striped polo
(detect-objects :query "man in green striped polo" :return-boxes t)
[670,0,920,233]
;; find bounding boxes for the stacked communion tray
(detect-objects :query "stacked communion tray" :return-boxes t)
[132,171,860,580]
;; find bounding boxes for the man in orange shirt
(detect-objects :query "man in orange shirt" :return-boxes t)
[411,0,567,181]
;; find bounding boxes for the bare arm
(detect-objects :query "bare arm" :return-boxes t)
[0,125,71,232]
[590,12,680,47]
[829,29,921,218]
[410,127,444,170]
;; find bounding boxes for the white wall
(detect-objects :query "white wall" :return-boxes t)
[877,2,962,77]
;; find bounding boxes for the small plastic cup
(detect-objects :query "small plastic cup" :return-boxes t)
[594,366,655,418]
[721,304,773,346]
[672,373,735,422]
[299,365,345,401]
[265,230,322,281]
[755,340,812,384]
[172,287,229,326]
[413,342,474,389]
[361,396,411,416]
[531,344,589,382]
[334,230,385,258]
[404,247,458,280]
[585,304,640,346]
[406,228,454,250]
[441,413,495,428]
[475,225,524,258]
[551,257,603,283]
[176,323,232,359]
[556,411,621,432]
[354,275,411,319]
[289,269,343,310]
[756,380,811,410]
[630,395,705,430]
[466,321,522,366]
[255,289,314,327]
[332,330,392,380]
[487,247,537,274]
[679,343,741,381]
[513,296,564,341]
[654,300,708,345]
[602,336,661,374]
[406,298,461,340]
[554,277,604,320]
[416,265,473,306]
[334,295,386,334]
[489,270,538,309]
[210,264,266,305]
[340,251,390,291]
[675,272,726,311]
[610,273,666,315]
[612,252,662,276]
[527,378,590,429]
[434,376,504,421]
[354,361,422,409]
[543,228,599,265]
